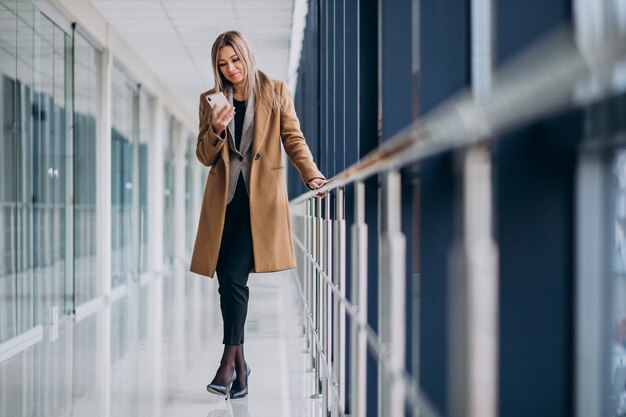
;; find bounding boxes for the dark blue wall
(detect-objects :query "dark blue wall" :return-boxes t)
[495,112,581,417]
[418,0,470,414]
[495,2,577,417]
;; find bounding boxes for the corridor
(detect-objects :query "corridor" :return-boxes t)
[2,0,626,415]
[0,269,320,417]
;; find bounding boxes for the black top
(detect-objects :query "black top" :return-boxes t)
[233,98,246,151]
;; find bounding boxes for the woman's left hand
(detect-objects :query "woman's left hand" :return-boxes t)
[308,178,328,198]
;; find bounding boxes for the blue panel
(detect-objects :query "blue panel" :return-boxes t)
[334,0,345,173]
[291,0,320,199]
[343,0,358,411]
[419,152,455,416]
[344,0,359,168]
[320,0,328,177]
[380,3,416,400]
[496,0,570,65]
[418,0,469,413]
[418,0,470,115]
[381,0,413,140]
[495,111,581,417]
[357,0,379,413]
[327,0,336,177]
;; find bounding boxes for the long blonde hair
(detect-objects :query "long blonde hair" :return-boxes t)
[210,31,279,111]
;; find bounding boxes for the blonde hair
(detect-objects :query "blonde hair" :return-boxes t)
[210,31,279,111]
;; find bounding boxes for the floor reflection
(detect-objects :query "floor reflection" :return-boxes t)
[205,398,250,417]
[0,265,318,417]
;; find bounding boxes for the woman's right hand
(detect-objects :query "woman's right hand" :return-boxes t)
[211,104,235,135]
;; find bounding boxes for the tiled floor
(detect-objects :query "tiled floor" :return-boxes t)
[0,265,322,417]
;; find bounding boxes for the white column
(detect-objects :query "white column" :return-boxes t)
[95,305,111,417]
[96,48,112,298]
[575,153,610,417]
[449,1,498,417]
[64,32,75,313]
[173,124,187,265]
[379,171,406,417]
[148,98,165,274]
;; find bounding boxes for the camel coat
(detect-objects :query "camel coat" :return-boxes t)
[190,80,324,278]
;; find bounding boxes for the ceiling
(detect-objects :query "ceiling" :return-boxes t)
[89,0,295,119]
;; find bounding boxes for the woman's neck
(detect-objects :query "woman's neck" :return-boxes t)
[232,83,246,101]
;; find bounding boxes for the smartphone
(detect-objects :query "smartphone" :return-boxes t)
[206,92,229,109]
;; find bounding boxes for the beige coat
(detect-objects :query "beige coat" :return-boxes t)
[190,80,324,278]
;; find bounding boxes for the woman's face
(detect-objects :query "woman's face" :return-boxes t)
[218,45,246,86]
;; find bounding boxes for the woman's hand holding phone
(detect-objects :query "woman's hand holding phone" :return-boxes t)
[207,93,234,135]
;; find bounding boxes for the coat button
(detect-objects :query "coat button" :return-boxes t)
[255,153,261,160]
[238,154,244,161]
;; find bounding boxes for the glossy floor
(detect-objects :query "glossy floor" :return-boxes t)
[0,266,323,417]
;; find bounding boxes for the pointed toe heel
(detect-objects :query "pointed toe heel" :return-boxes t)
[230,363,251,399]
[206,369,237,396]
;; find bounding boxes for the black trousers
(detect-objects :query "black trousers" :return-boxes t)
[215,175,254,345]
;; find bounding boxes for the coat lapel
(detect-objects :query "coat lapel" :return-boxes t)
[252,92,271,157]
[226,89,236,149]
[242,92,255,139]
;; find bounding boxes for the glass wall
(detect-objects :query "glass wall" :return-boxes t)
[73,31,99,306]
[33,10,72,325]
[0,1,75,343]
[111,64,138,288]
[0,0,23,344]
[0,0,197,350]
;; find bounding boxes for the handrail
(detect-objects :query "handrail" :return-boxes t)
[291,29,626,205]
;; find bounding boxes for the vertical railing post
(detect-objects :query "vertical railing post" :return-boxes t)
[334,187,347,415]
[314,196,323,398]
[325,193,333,415]
[350,182,368,417]
[304,200,312,355]
[308,198,317,374]
[450,145,498,417]
[448,0,498,416]
[379,170,407,417]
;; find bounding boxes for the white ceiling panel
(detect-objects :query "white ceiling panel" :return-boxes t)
[89,0,295,119]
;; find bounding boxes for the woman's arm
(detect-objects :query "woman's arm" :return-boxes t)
[196,92,227,167]
[279,81,325,185]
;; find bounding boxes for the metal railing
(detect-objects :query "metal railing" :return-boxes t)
[289,28,626,417]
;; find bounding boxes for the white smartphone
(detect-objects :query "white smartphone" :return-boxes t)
[206,92,229,109]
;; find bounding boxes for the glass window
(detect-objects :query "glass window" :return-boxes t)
[111,64,138,288]
[0,0,19,344]
[0,2,73,343]
[73,31,100,305]
[31,15,72,323]
[137,89,152,275]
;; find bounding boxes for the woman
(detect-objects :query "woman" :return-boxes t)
[190,30,326,399]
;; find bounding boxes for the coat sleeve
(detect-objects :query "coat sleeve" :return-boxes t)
[196,92,227,167]
[278,81,325,187]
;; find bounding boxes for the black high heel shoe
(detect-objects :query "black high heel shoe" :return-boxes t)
[230,363,251,399]
[206,368,237,396]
